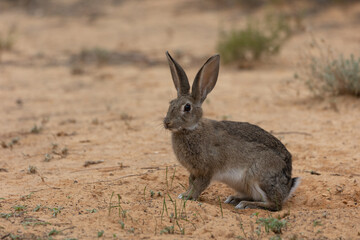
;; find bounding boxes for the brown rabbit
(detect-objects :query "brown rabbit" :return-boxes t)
[163,52,300,211]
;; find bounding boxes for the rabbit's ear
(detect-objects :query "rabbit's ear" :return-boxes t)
[191,54,220,104]
[166,51,190,96]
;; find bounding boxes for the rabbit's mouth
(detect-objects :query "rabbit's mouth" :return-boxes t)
[164,122,182,132]
[169,127,182,133]
[164,118,198,132]
[164,124,182,132]
[165,124,198,133]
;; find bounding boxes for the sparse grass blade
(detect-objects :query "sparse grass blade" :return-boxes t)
[143,185,147,201]
[165,166,169,191]
[218,196,223,218]
[170,167,176,189]
[108,192,115,216]
[161,195,168,223]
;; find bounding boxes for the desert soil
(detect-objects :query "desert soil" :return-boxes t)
[1,1,360,239]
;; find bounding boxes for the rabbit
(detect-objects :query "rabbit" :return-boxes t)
[163,52,300,211]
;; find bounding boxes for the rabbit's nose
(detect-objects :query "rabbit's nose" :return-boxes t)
[163,118,172,128]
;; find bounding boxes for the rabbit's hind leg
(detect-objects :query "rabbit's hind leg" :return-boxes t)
[224,193,252,205]
[235,200,281,211]
[234,182,284,211]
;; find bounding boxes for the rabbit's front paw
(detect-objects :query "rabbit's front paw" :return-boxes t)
[225,195,241,205]
[178,193,195,200]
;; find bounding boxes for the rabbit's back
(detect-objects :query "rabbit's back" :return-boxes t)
[214,120,291,162]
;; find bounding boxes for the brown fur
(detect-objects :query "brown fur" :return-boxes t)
[163,52,300,211]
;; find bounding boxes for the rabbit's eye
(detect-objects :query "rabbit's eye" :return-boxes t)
[184,103,191,112]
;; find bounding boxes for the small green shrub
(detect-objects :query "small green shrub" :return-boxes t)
[97,230,104,237]
[217,14,291,67]
[256,217,287,234]
[296,50,360,97]
[160,226,174,235]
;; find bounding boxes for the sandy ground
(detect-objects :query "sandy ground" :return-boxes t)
[1,0,360,239]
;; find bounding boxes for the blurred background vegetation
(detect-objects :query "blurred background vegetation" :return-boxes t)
[1,0,359,98]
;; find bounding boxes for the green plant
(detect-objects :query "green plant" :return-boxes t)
[9,234,21,240]
[1,137,20,149]
[160,226,174,235]
[164,194,188,235]
[218,196,223,218]
[108,192,128,220]
[313,220,322,227]
[160,194,190,234]
[296,41,360,97]
[165,167,177,192]
[119,220,125,229]
[0,213,13,219]
[97,230,104,237]
[30,124,42,134]
[86,209,97,213]
[20,192,34,200]
[217,14,291,66]
[61,147,68,156]
[22,217,50,227]
[158,169,197,235]
[49,206,63,217]
[236,216,248,239]
[256,217,287,234]
[48,228,60,236]
[161,195,168,222]
[44,153,53,162]
[143,185,147,200]
[27,166,37,174]
[12,205,26,211]
[170,167,176,189]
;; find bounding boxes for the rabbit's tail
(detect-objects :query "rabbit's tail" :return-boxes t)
[283,177,301,203]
